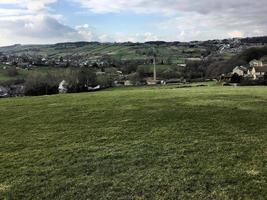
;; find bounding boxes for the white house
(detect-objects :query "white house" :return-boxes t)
[247,59,267,79]
[249,59,263,67]
[232,66,248,76]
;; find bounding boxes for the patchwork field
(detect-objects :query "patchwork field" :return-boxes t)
[0,86,266,199]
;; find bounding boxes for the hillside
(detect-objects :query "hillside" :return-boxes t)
[0,42,206,64]
[1,36,267,60]
[0,86,266,199]
[1,37,267,80]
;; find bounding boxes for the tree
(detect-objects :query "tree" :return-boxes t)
[64,68,97,92]
[231,73,242,83]
[77,68,97,89]
[6,67,18,77]
[24,72,59,96]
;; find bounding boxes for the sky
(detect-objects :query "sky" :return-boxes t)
[0,0,267,46]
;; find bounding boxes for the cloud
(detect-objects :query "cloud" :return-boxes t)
[0,0,96,45]
[0,0,58,11]
[0,15,90,45]
[75,24,98,41]
[98,32,159,43]
[71,0,267,15]
[71,0,267,41]
[1,0,267,45]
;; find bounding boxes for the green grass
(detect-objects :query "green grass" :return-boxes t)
[0,86,266,199]
[0,66,25,83]
[0,43,202,63]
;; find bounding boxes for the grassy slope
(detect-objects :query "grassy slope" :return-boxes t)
[0,86,266,199]
[0,68,25,83]
[0,44,202,63]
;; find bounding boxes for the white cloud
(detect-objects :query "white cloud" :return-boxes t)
[0,0,95,46]
[0,1,82,46]
[75,24,98,41]
[1,0,267,45]
[0,0,57,11]
[71,0,267,15]
[71,0,267,41]
[0,15,89,45]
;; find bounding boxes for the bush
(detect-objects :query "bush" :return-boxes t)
[6,67,18,77]
[96,74,114,88]
[24,72,60,96]
[24,68,98,96]
[230,73,242,83]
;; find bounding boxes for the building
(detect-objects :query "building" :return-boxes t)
[221,59,267,82]
[232,66,248,76]
[250,67,267,79]
[249,59,263,67]
[247,59,267,79]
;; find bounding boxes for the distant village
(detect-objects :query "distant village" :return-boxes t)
[1,37,267,97]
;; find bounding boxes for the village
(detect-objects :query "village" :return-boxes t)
[1,37,267,98]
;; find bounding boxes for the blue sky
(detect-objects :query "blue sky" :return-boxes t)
[0,0,267,46]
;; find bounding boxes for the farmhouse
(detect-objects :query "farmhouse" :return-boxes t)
[252,66,267,77]
[249,59,263,67]
[247,59,267,79]
[232,66,248,76]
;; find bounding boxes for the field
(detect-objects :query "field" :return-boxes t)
[0,43,204,64]
[0,86,266,199]
[0,66,71,84]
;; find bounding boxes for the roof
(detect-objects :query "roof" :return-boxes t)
[234,66,247,71]
[254,66,267,73]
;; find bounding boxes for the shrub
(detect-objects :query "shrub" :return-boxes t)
[24,72,60,96]
[6,67,18,77]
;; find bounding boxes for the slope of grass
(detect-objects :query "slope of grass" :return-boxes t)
[0,86,266,199]
[0,43,200,63]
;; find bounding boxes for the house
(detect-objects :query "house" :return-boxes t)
[247,59,267,79]
[249,59,263,67]
[232,66,248,76]
[252,67,267,78]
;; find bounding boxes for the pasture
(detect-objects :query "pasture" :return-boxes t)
[0,86,266,199]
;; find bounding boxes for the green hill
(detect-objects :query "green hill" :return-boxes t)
[0,86,266,199]
[0,42,205,64]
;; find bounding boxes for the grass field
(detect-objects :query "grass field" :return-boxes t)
[0,86,266,199]
[0,43,203,64]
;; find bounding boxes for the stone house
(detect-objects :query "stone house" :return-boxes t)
[249,59,263,67]
[247,59,267,79]
[232,66,248,76]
